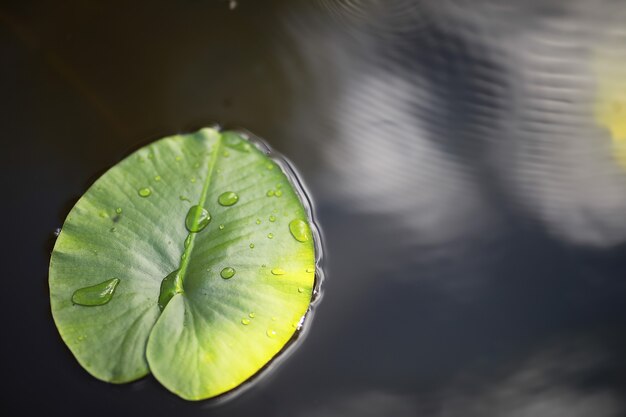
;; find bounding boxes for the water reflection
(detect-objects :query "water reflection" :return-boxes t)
[286,0,626,251]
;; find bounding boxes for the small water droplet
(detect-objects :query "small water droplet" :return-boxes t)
[109,227,116,232]
[266,328,277,338]
[190,177,196,183]
[98,211,108,218]
[154,175,162,181]
[275,190,283,197]
[266,163,274,170]
[241,318,250,325]
[54,228,61,237]
[115,207,122,214]
[271,268,285,275]
[193,162,200,168]
[306,267,315,273]
[72,278,120,306]
[266,190,275,197]
[271,316,277,321]
[269,215,276,222]
[219,224,225,230]
[298,287,304,293]
[184,234,192,248]
[77,335,86,342]
[249,243,255,249]
[185,205,211,232]
[289,219,311,242]
[276,184,283,189]
[148,152,154,160]
[218,191,239,206]
[220,267,236,279]
[179,195,191,202]
[223,150,230,157]
[175,155,182,161]
[249,312,256,318]
[256,219,261,225]
[138,187,152,197]
[267,233,274,239]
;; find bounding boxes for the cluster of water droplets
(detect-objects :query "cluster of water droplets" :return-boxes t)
[71,137,316,341]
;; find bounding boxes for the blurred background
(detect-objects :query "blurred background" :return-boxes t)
[2,0,626,415]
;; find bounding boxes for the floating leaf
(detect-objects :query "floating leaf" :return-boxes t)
[49,128,318,400]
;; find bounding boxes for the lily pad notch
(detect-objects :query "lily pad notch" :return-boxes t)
[49,127,324,401]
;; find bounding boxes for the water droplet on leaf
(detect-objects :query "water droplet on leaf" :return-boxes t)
[218,191,239,206]
[158,270,183,311]
[185,205,211,232]
[220,267,236,279]
[271,268,285,275]
[138,187,152,197]
[289,219,311,242]
[72,278,120,306]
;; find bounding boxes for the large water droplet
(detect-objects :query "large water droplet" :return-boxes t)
[289,219,311,243]
[271,268,286,276]
[241,318,250,325]
[158,270,183,311]
[72,278,120,306]
[185,205,211,232]
[218,191,239,206]
[220,267,236,279]
[138,187,152,197]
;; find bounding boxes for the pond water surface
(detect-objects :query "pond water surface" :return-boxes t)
[3,1,626,416]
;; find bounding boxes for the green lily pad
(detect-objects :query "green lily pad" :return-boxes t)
[49,128,318,400]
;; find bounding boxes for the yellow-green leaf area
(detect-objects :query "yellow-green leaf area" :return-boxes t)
[49,128,317,400]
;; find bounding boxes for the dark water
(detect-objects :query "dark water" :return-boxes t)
[3,0,626,415]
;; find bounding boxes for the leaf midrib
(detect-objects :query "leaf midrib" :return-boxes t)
[176,134,223,289]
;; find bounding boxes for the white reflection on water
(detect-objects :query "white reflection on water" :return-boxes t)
[296,341,624,417]
[284,0,626,250]
[437,343,624,417]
